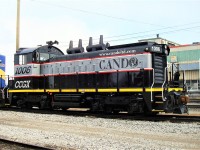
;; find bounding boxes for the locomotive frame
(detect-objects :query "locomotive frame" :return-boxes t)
[1,36,189,115]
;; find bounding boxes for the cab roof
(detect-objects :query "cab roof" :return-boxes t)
[15,45,64,55]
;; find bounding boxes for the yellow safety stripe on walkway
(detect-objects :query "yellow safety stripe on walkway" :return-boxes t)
[98,89,117,92]
[78,89,96,92]
[146,88,183,92]
[145,88,163,92]
[168,88,183,91]
[62,89,77,92]
[119,88,143,92]
[8,89,44,93]
[45,89,59,92]
[8,87,184,93]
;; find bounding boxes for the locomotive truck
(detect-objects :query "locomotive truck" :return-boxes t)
[1,35,189,115]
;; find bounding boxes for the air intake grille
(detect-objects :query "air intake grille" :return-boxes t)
[153,54,166,85]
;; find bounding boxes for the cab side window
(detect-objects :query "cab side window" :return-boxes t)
[18,53,33,64]
[39,53,50,62]
[19,55,27,65]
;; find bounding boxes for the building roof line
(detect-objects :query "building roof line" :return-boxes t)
[170,43,200,48]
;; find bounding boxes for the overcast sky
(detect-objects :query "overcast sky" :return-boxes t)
[0,0,200,75]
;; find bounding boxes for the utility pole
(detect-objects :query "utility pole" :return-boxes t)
[16,0,20,51]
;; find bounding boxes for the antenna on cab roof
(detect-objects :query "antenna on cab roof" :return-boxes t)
[46,40,59,46]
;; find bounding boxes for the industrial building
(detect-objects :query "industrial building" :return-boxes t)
[138,34,180,46]
[139,36,200,91]
[170,44,200,91]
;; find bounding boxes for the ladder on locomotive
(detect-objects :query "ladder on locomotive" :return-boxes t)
[151,54,167,112]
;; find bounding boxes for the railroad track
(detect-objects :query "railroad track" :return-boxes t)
[0,107,199,149]
[1,107,200,123]
[188,99,200,108]
[188,91,200,108]
[0,138,53,150]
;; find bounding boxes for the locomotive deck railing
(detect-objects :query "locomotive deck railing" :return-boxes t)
[151,62,187,103]
[150,68,154,102]
[169,63,186,90]
[162,65,171,102]
[1,86,7,99]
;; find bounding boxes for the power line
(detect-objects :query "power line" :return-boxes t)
[107,25,200,42]
[29,0,200,39]
[20,0,200,47]
[60,25,200,44]
[105,21,200,39]
[20,24,200,48]
[30,0,163,27]
[57,25,200,47]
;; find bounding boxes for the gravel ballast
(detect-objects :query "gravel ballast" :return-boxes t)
[0,110,199,149]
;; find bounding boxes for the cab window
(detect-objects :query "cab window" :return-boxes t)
[17,53,33,65]
[19,55,27,65]
[39,53,50,62]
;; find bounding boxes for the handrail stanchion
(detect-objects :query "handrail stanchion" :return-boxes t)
[151,69,154,102]
[117,70,119,93]
[76,72,79,92]
[162,64,171,101]
[43,75,46,93]
[95,71,98,93]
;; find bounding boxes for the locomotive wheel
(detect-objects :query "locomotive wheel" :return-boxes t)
[143,103,158,116]
[144,111,158,116]
[61,107,69,111]
[16,99,25,108]
[38,100,46,109]
[0,99,5,107]
[26,102,32,109]
[90,101,100,112]
[127,102,136,115]
[112,110,120,114]
[165,94,174,112]
[104,106,112,114]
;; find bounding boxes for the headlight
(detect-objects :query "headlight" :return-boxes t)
[165,49,169,55]
[164,45,169,55]
[144,47,149,52]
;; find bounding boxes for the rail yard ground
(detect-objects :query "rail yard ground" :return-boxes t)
[0,108,199,150]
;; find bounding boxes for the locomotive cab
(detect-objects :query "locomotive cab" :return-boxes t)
[12,45,64,90]
[15,45,64,65]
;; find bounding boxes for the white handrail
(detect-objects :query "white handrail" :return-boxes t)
[7,88,9,99]
[174,63,187,92]
[151,68,154,102]
[1,86,7,99]
[162,64,172,101]
[183,70,187,91]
